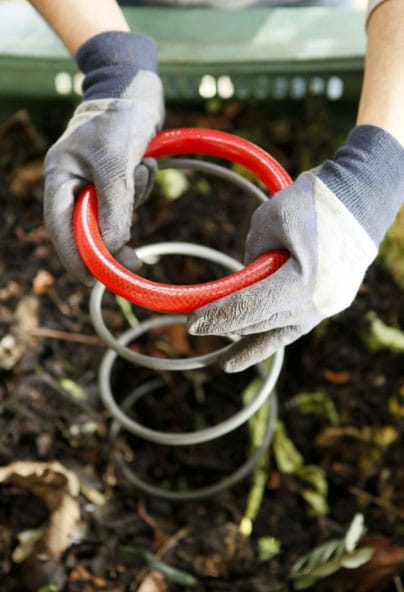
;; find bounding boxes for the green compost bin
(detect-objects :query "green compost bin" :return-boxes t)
[0,0,366,118]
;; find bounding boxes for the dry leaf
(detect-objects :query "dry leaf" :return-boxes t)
[192,523,254,578]
[0,280,22,301]
[316,425,398,479]
[316,426,398,448]
[14,295,39,342]
[69,564,108,588]
[324,536,404,592]
[32,270,55,296]
[9,159,44,197]
[0,296,40,369]
[0,110,46,164]
[323,369,351,385]
[15,224,48,243]
[137,571,168,592]
[12,528,47,563]
[357,536,404,592]
[0,461,81,559]
[152,324,190,356]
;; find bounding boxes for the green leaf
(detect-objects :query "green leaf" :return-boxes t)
[116,296,139,328]
[273,421,304,474]
[300,488,329,518]
[288,391,339,426]
[273,424,329,516]
[257,536,281,561]
[344,513,366,552]
[58,378,86,400]
[296,465,328,497]
[364,311,404,353]
[156,169,189,201]
[290,540,341,575]
[297,464,328,517]
[289,514,374,590]
[144,552,199,587]
[292,575,319,590]
[340,547,374,569]
[118,546,198,588]
[240,375,271,536]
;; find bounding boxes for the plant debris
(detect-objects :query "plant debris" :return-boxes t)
[1,102,404,591]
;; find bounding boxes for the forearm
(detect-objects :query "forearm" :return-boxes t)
[357,0,404,146]
[28,0,130,54]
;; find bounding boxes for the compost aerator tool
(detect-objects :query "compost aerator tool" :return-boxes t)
[74,128,291,313]
[73,128,292,500]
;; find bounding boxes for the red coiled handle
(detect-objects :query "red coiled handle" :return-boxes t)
[73,128,292,313]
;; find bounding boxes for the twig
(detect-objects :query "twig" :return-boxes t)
[29,327,104,346]
[349,486,404,520]
[394,576,404,592]
[156,526,192,560]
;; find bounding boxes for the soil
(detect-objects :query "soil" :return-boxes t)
[1,99,404,592]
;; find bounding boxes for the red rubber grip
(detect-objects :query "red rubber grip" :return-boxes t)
[73,128,292,314]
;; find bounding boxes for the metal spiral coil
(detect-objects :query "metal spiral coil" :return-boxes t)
[90,158,284,500]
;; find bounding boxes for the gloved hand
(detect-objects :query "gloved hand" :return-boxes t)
[44,31,164,279]
[188,125,404,372]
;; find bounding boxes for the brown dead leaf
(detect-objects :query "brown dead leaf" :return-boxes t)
[323,369,351,384]
[166,324,190,354]
[46,493,81,560]
[0,110,46,166]
[0,334,24,370]
[11,296,40,365]
[0,461,81,559]
[12,528,46,563]
[152,324,190,356]
[69,564,108,588]
[15,224,48,244]
[316,426,398,449]
[317,425,398,480]
[0,280,23,301]
[14,295,39,335]
[192,523,254,578]
[9,159,44,197]
[32,270,55,296]
[357,536,404,592]
[326,536,404,592]
[0,305,14,324]
[0,295,40,369]
[137,571,167,592]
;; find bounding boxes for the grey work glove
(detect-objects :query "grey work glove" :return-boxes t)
[188,125,404,372]
[44,31,164,279]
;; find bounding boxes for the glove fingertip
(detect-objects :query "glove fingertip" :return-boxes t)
[98,190,134,254]
[222,359,246,374]
[134,158,158,207]
[187,312,226,336]
[186,319,208,336]
[115,246,142,272]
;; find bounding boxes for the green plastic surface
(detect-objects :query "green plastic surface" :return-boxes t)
[0,0,366,102]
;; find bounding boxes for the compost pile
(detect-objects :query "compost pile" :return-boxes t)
[1,100,404,592]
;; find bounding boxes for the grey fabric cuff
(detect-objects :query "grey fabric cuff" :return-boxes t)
[317,125,404,246]
[76,31,159,101]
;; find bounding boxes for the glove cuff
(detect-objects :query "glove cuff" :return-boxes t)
[76,31,159,101]
[317,125,404,246]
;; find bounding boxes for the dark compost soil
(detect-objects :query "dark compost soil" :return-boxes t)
[1,98,404,592]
